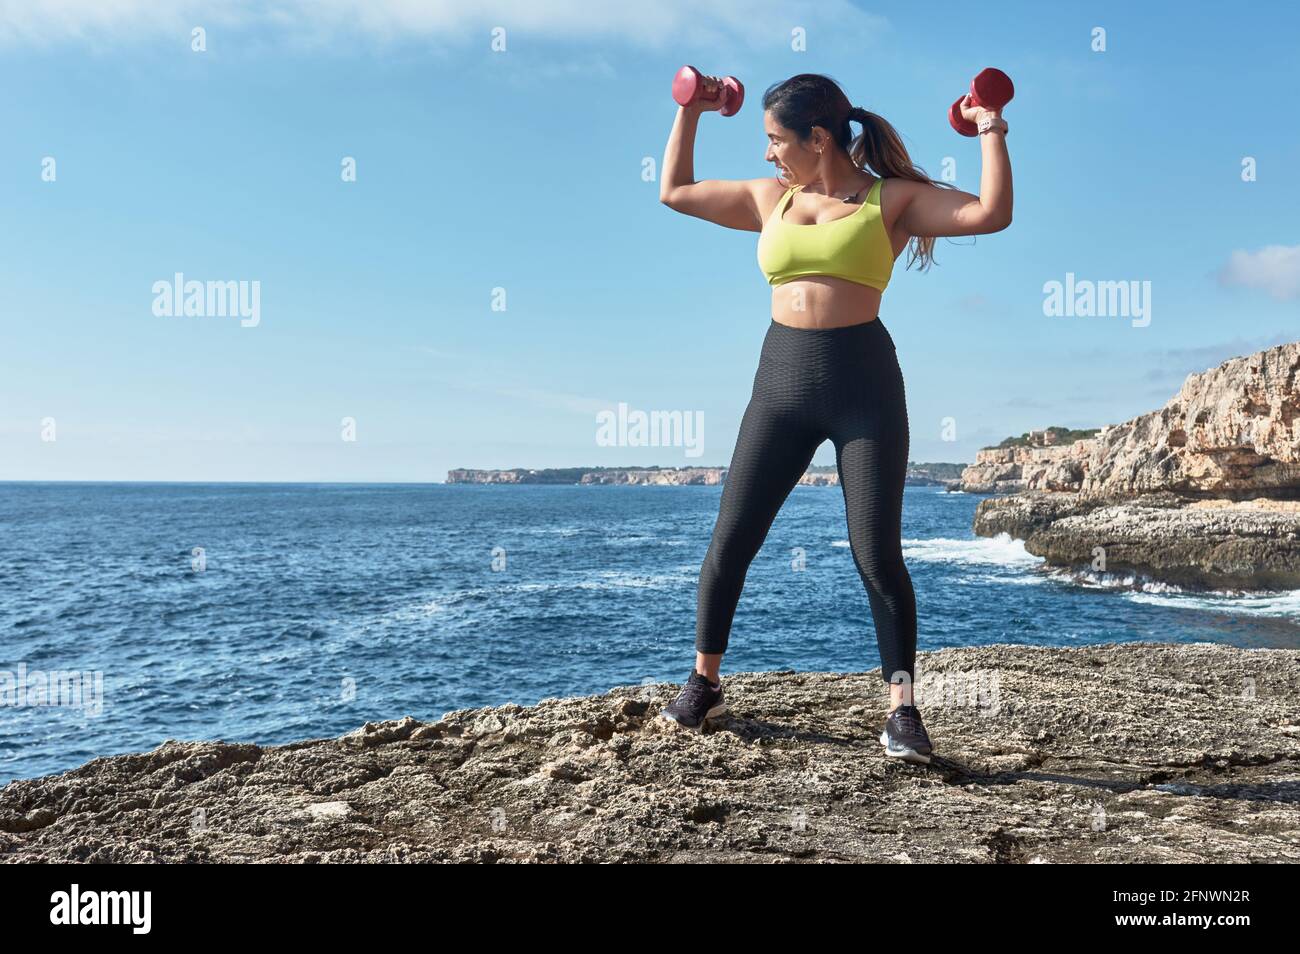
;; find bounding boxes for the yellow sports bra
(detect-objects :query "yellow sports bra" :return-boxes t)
[756,178,894,291]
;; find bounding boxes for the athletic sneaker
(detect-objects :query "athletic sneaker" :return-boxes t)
[659,670,726,730]
[879,704,933,763]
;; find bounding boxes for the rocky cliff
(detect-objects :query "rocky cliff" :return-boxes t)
[957,431,1096,495]
[962,341,1300,588]
[3,644,1298,863]
[960,342,1300,499]
[579,468,724,486]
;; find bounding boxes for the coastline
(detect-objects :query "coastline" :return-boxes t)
[445,464,962,487]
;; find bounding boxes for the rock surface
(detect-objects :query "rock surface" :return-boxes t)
[1079,342,1300,500]
[974,491,1300,589]
[957,435,1094,495]
[4,643,1299,863]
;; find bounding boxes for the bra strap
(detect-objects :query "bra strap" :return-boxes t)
[777,184,799,219]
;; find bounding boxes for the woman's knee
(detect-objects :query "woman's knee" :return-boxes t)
[848,535,906,583]
[702,521,761,579]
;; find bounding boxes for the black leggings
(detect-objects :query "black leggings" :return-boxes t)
[695,316,917,684]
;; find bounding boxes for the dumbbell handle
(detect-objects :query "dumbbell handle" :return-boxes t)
[672,65,745,116]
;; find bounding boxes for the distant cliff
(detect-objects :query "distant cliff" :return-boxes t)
[446,467,723,486]
[447,463,965,487]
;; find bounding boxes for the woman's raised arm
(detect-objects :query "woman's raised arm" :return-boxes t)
[898,98,1012,238]
[659,104,769,232]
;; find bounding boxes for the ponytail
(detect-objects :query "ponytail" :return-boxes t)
[845,105,953,272]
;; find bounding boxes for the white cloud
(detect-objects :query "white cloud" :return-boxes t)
[0,0,884,50]
[0,0,209,43]
[1217,244,1300,302]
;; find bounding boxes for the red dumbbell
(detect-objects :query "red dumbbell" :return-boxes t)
[672,65,745,116]
[948,67,1014,136]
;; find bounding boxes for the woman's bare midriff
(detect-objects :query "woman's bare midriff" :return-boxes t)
[771,278,883,329]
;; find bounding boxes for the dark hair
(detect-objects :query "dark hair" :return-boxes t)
[761,73,954,272]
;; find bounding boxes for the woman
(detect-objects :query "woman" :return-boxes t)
[656,73,1012,763]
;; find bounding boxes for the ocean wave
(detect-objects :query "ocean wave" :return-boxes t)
[900,533,1043,569]
[1043,566,1187,593]
[954,572,1048,587]
[1128,586,1300,619]
[1037,566,1300,620]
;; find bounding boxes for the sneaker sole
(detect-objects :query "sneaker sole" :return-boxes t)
[660,702,728,732]
[879,729,932,764]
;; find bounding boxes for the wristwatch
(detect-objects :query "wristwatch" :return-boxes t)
[977,113,1008,136]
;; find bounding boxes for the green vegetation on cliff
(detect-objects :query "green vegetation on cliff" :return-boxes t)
[982,426,1101,451]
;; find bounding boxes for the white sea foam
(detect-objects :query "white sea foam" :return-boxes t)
[953,572,1048,587]
[900,533,1043,569]
[1039,565,1300,620]
[1127,587,1300,619]
[1044,566,1184,593]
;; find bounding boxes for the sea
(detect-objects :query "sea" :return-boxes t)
[3,482,1297,784]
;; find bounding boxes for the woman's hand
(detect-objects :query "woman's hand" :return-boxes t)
[957,94,1000,126]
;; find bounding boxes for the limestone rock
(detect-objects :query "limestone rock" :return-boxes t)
[3,644,1299,863]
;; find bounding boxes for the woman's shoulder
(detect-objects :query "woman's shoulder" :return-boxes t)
[759,177,797,198]
[752,177,797,221]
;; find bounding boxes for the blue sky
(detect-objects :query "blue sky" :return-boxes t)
[1,0,1296,482]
